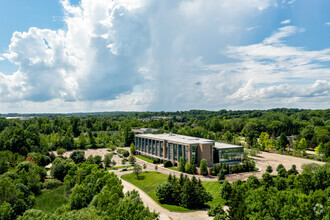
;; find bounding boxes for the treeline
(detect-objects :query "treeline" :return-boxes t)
[210,163,329,220]
[0,108,329,159]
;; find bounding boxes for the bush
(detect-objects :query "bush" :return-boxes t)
[117,149,129,157]
[153,158,160,164]
[43,179,63,189]
[164,161,173,168]
[200,159,208,175]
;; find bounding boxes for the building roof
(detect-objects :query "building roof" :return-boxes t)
[136,133,214,145]
[214,142,244,150]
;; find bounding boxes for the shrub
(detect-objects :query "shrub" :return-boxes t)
[43,179,63,189]
[164,161,173,168]
[200,159,208,175]
[117,149,129,157]
[153,158,160,164]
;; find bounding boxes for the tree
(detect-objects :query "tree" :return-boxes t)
[111,160,116,167]
[261,172,274,188]
[93,155,102,167]
[121,159,126,165]
[130,143,135,155]
[56,148,66,157]
[86,155,94,164]
[218,168,226,181]
[228,188,247,220]
[179,157,185,172]
[220,180,232,201]
[276,164,285,172]
[128,155,136,165]
[69,184,88,210]
[143,163,147,170]
[133,164,142,179]
[70,150,85,164]
[287,164,299,176]
[298,138,308,155]
[278,168,287,178]
[266,165,273,173]
[278,133,289,151]
[156,182,173,204]
[200,159,208,175]
[103,153,112,167]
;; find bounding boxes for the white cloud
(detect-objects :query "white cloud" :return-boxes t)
[0,0,329,112]
[325,22,330,26]
[247,26,261,31]
[281,19,291,24]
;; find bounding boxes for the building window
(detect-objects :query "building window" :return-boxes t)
[218,148,244,163]
[191,145,197,164]
[178,144,182,160]
[174,144,177,161]
[184,145,188,161]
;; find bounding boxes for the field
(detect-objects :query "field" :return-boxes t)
[121,171,225,212]
[33,186,68,213]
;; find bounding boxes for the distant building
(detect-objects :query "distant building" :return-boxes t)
[132,128,159,134]
[134,133,244,173]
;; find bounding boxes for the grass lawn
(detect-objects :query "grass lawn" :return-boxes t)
[166,167,179,171]
[135,155,154,163]
[121,171,225,212]
[33,186,68,213]
[202,181,226,206]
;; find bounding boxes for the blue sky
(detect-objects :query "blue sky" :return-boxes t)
[0,0,329,113]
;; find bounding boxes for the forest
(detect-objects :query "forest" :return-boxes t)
[0,108,329,219]
[0,108,329,160]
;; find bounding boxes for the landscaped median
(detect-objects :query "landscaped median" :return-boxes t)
[121,171,225,212]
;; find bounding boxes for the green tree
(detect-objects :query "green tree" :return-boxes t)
[156,182,173,204]
[298,138,308,155]
[103,153,112,167]
[70,150,85,164]
[278,133,289,151]
[266,165,273,173]
[56,148,66,157]
[220,180,232,201]
[133,164,142,179]
[200,159,208,175]
[128,155,136,165]
[69,184,88,210]
[93,155,102,167]
[130,143,135,155]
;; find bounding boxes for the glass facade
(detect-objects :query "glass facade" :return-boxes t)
[217,147,244,163]
[191,145,197,164]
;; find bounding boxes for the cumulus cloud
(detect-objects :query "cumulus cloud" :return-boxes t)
[0,0,329,112]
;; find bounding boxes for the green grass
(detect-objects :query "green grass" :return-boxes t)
[121,171,225,212]
[166,167,179,171]
[135,155,154,163]
[33,186,68,213]
[202,181,226,206]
